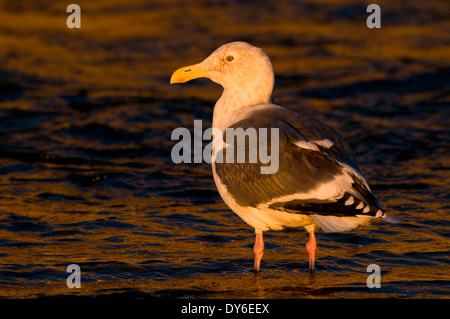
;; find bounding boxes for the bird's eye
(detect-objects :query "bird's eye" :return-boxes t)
[225,55,234,62]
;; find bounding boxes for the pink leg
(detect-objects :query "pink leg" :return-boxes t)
[305,225,317,272]
[253,231,264,272]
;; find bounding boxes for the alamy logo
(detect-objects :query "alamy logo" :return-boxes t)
[171,120,280,174]
[366,264,381,288]
[66,264,81,288]
[66,4,81,29]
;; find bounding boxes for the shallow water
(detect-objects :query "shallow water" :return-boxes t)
[0,0,449,299]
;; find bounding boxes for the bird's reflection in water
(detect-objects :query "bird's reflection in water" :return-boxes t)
[252,268,317,297]
[253,272,265,297]
[307,271,316,288]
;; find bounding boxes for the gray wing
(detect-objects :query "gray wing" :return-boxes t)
[214,107,384,218]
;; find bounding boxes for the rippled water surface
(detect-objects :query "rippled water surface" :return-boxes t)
[0,0,449,299]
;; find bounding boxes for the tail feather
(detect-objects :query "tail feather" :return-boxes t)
[382,215,400,224]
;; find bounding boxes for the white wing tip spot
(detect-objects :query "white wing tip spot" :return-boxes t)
[344,196,354,206]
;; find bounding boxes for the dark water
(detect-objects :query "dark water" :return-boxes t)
[0,0,449,299]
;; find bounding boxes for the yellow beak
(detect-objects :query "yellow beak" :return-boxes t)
[170,64,210,84]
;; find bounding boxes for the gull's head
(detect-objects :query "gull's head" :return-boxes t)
[170,42,274,105]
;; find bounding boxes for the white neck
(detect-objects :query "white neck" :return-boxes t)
[213,87,272,130]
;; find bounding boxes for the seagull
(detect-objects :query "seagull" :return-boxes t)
[170,41,397,272]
